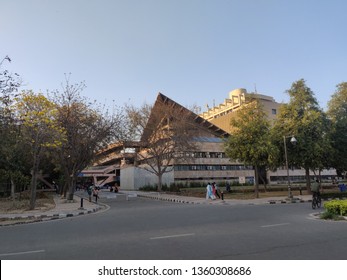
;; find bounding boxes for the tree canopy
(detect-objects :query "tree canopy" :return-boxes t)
[15,90,65,209]
[327,82,347,176]
[225,97,273,197]
[272,79,331,189]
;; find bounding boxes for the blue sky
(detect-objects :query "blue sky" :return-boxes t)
[2,0,346,111]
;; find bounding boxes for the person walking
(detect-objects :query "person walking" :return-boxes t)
[87,184,93,202]
[212,182,220,199]
[93,186,99,203]
[225,182,231,193]
[206,182,213,200]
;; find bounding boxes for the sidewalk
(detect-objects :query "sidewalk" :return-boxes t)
[0,193,104,226]
[0,190,313,226]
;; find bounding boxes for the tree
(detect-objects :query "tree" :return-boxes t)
[52,77,124,200]
[327,82,347,177]
[124,102,152,141]
[225,97,273,198]
[0,56,21,102]
[15,91,65,209]
[137,94,197,191]
[0,56,27,199]
[272,79,331,191]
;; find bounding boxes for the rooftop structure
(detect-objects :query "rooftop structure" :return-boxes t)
[200,88,281,133]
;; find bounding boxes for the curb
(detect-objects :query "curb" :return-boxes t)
[137,194,204,205]
[268,199,306,204]
[137,193,313,205]
[0,204,105,227]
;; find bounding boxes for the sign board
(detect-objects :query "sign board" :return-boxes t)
[239,176,246,184]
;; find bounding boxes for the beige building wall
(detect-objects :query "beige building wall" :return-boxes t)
[200,88,281,133]
[173,138,255,184]
[121,165,174,190]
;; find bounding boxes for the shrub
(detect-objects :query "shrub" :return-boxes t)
[139,184,157,191]
[320,211,337,220]
[321,192,347,200]
[324,200,347,216]
[320,211,345,221]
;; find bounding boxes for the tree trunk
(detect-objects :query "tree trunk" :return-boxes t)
[29,153,40,210]
[29,169,38,210]
[259,166,267,191]
[62,181,68,198]
[10,176,15,201]
[254,165,259,198]
[157,173,163,192]
[67,176,75,201]
[62,170,70,198]
[305,168,311,193]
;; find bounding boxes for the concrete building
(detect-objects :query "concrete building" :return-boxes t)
[200,88,281,133]
[81,90,336,190]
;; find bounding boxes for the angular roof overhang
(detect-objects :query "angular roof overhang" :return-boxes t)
[141,93,230,142]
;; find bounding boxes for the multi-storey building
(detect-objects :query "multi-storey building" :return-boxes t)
[200,88,281,132]
[81,90,336,190]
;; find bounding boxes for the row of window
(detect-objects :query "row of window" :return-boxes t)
[174,165,254,171]
[177,152,227,158]
[270,175,335,182]
[175,176,254,182]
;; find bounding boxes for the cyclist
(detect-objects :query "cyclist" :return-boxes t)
[311,179,321,201]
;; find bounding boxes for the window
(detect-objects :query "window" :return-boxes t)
[272,108,277,115]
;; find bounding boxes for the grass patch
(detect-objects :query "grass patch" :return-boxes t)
[320,211,346,221]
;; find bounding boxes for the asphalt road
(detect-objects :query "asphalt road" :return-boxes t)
[0,197,346,260]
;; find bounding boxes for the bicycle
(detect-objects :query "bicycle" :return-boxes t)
[311,192,321,209]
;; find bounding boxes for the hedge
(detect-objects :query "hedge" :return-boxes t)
[324,200,347,216]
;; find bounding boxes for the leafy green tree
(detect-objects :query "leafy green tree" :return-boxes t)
[225,97,274,198]
[0,56,26,198]
[15,91,65,209]
[327,82,347,177]
[272,79,331,190]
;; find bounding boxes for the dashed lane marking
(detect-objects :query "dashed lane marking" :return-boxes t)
[261,223,290,228]
[0,249,45,257]
[150,233,195,240]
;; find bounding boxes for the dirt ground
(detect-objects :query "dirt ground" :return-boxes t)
[0,192,55,214]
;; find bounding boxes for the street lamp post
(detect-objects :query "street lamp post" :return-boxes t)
[283,136,297,199]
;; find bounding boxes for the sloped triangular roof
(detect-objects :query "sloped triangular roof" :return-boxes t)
[141,93,230,142]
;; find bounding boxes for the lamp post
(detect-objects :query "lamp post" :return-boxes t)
[283,136,297,199]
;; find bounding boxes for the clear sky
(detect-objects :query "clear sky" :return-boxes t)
[2,0,346,111]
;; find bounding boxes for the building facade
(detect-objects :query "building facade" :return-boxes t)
[200,88,281,132]
[81,90,336,190]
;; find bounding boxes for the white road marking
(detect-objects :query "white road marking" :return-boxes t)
[150,233,195,240]
[0,249,45,257]
[261,223,290,228]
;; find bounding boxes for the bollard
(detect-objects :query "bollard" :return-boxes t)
[78,197,85,210]
[221,191,224,200]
